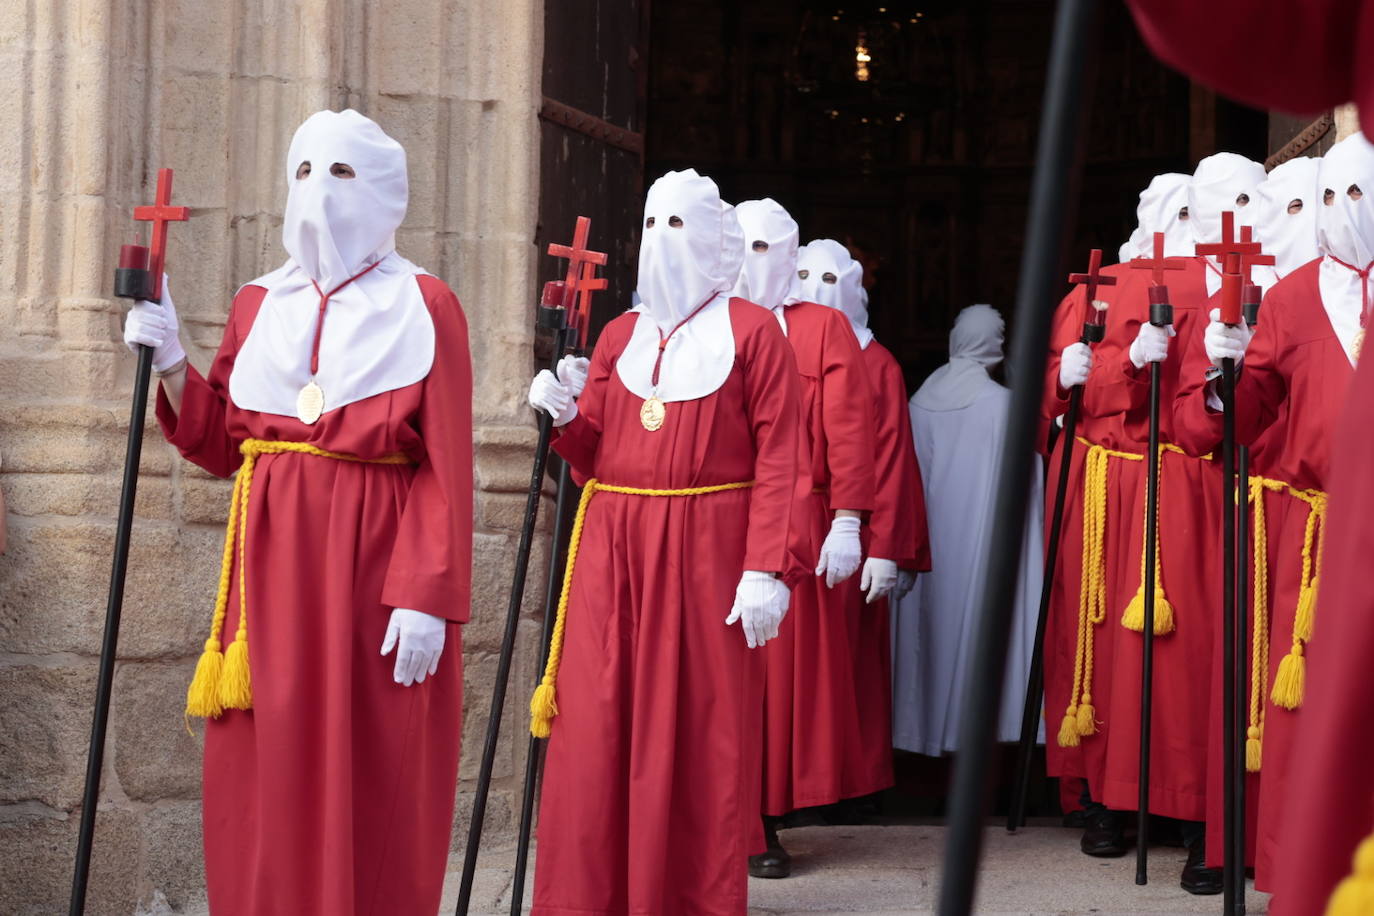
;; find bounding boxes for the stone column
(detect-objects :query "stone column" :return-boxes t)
[0,1,545,911]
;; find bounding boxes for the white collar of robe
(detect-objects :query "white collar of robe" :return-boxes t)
[798,239,872,348]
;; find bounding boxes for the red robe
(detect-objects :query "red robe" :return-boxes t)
[157,276,472,916]
[532,300,803,916]
[1268,307,1374,915]
[1173,260,1354,886]
[841,339,930,799]
[1042,259,1219,822]
[761,301,877,815]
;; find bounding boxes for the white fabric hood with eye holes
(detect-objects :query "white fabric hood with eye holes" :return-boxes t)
[1119,173,1192,263]
[1256,156,1322,280]
[732,198,803,334]
[798,239,871,348]
[228,109,435,421]
[1316,133,1374,364]
[1189,152,1268,296]
[913,304,1006,412]
[617,169,746,402]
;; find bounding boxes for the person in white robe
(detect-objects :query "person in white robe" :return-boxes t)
[890,304,1044,756]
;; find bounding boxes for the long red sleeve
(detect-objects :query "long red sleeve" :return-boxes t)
[862,342,930,570]
[816,309,876,513]
[739,306,805,575]
[550,314,626,481]
[155,286,266,478]
[380,276,474,623]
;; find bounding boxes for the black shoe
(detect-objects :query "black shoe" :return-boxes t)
[1080,808,1129,857]
[748,817,792,879]
[1180,842,1224,895]
[1061,809,1087,829]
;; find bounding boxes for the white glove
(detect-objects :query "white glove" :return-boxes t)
[528,370,578,426]
[894,569,917,600]
[860,557,899,604]
[816,515,863,588]
[1129,322,1176,369]
[1058,341,1091,389]
[123,276,187,373]
[725,570,790,649]
[1204,307,1254,367]
[380,608,447,686]
[556,355,590,398]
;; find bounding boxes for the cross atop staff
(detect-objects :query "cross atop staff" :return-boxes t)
[1196,212,1270,324]
[547,216,608,350]
[1130,231,1188,287]
[132,168,190,303]
[1068,247,1116,302]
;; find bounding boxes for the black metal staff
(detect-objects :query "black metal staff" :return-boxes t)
[938,0,1097,910]
[1008,247,1113,833]
[1126,233,1186,884]
[1196,216,1269,916]
[70,169,189,916]
[454,219,606,916]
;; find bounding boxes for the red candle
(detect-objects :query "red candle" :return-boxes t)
[119,244,149,270]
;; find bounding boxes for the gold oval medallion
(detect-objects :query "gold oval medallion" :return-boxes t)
[639,396,666,432]
[296,380,325,425]
[1354,328,1366,365]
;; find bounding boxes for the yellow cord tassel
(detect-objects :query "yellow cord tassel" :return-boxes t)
[1060,443,1110,746]
[527,477,755,738]
[1326,836,1374,916]
[1247,477,1278,772]
[1121,446,1175,635]
[1270,490,1326,711]
[186,439,411,719]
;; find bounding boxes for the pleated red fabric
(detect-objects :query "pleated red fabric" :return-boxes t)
[156,276,472,916]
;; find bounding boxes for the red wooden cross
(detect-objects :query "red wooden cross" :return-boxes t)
[1195,212,1267,324]
[132,168,189,303]
[1130,231,1188,287]
[1068,248,1116,327]
[547,216,608,349]
[1237,225,1275,283]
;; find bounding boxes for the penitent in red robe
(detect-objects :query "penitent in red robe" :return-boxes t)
[156,275,472,916]
[1173,260,1354,886]
[1041,258,1219,823]
[761,300,875,816]
[840,338,929,799]
[1268,308,1374,915]
[532,299,803,916]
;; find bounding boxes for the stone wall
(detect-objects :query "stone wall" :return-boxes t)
[0,1,546,912]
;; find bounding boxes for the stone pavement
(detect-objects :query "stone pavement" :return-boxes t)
[440,824,1271,916]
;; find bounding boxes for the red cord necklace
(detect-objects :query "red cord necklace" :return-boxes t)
[295,258,384,424]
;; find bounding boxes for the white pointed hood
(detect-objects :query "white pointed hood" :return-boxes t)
[733,198,803,312]
[618,169,744,402]
[799,238,871,348]
[229,109,434,421]
[1316,134,1374,364]
[1190,152,1267,295]
[1119,173,1191,262]
[1256,156,1321,278]
[913,304,1005,412]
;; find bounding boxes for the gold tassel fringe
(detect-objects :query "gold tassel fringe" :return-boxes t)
[185,639,225,719]
[1326,837,1374,916]
[1271,644,1306,710]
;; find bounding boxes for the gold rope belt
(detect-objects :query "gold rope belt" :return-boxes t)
[185,438,412,719]
[1058,438,1195,748]
[527,477,754,738]
[1245,477,1327,772]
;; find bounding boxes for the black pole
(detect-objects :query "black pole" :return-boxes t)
[1233,442,1250,912]
[455,316,571,916]
[510,448,579,916]
[68,343,154,916]
[1135,291,1171,885]
[1220,354,1240,916]
[937,0,1095,910]
[1009,368,1088,832]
